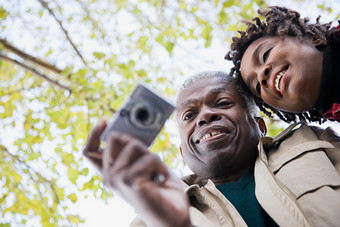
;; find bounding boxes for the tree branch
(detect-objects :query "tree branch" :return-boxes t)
[0,38,62,74]
[1,146,60,204]
[0,53,71,92]
[76,0,106,40]
[37,0,88,66]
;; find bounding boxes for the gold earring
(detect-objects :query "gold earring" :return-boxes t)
[260,127,266,137]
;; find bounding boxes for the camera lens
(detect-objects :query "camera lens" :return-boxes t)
[130,101,160,130]
[134,103,154,125]
[136,108,149,122]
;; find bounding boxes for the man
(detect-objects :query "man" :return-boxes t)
[83,71,340,226]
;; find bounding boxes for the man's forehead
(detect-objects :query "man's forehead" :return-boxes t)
[177,86,235,110]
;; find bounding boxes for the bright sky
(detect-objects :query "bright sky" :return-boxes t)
[1,0,340,226]
[74,1,340,226]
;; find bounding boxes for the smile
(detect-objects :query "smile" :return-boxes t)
[198,130,224,143]
[274,70,286,94]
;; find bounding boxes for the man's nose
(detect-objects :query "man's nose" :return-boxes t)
[258,65,271,87]
[197,108,221,127]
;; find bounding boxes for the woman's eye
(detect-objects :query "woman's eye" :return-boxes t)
[255,82,261,95]
[262,48,272,62]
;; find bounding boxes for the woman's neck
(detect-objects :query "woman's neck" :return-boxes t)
[314,45,340,112]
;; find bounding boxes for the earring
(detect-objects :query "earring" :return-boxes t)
[260,127,266,137]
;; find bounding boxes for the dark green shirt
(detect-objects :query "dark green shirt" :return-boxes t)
[216,168,277,227]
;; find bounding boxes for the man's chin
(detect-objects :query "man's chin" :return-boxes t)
[197,141,234,155]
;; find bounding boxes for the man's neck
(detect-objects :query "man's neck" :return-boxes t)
[200,164,254,186]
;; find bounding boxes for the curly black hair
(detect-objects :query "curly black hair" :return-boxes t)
[225,6,340,123]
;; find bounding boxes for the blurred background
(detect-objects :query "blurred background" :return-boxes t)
[0,0,339,226]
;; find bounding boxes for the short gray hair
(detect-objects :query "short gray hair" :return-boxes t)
[175,71,259,117]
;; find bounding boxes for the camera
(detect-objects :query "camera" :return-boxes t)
[100,83,175,146]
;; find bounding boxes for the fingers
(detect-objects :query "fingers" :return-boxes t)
[119,154,168,190]
[83,150,103,160]
[104,155,170,206]
[103,133,145,172]
[101,133,168,192]
[102,132,129,171]
[83,119,107,170]
[98,132,192,227]
[85,126,168,193]
[83,119,107,153]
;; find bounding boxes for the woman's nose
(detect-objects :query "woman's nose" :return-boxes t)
[258,65,271,87]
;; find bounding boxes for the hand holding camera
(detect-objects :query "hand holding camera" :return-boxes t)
[84,83,174,166]
[100,83,175,146]
[83,84,190,226]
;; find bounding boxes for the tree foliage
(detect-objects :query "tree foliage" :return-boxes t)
[0,0,338,225]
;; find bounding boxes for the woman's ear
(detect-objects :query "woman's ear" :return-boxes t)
[257,117,267,136]
[311,38,325,50]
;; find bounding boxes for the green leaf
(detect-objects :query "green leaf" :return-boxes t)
[68,167,79,184]
[155,33,164,43]
[0,0,336,225]
[81,168,89,176]
[164,41,175,55]
[39,10,44,18]
[68,193,78,203]
[93,52,106,60]
[60,65,74,77]
[27,152,40,161]
[0,6,8,20]
[67,214,84,224]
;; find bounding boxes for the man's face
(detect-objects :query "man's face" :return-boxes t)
[176,77,261,180]
[240,36,323,113]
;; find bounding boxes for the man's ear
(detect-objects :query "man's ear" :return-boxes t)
[179,145,184,158]
[256,117,267,136]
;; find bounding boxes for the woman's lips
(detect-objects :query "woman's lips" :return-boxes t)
[272,66,288,96]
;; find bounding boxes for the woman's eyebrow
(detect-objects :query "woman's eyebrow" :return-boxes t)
[252,42,266,63]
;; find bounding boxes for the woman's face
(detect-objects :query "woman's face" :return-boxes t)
[240,36,323,113]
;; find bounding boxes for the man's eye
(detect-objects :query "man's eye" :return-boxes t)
[255,82,261,95]
[183,112,196,120]
[217,101,231,107]
[262,48,272,62]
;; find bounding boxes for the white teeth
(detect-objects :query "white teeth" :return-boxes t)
[200,131,223,142]
[275,70,286,93]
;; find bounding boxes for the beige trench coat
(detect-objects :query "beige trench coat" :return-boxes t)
[130,122,340,227]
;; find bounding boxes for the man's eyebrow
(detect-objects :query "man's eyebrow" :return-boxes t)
[176,87,230,112]
[209,87,229,95]
[177,99,197,113]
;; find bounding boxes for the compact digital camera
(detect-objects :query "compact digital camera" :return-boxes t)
[100,83,175,146]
